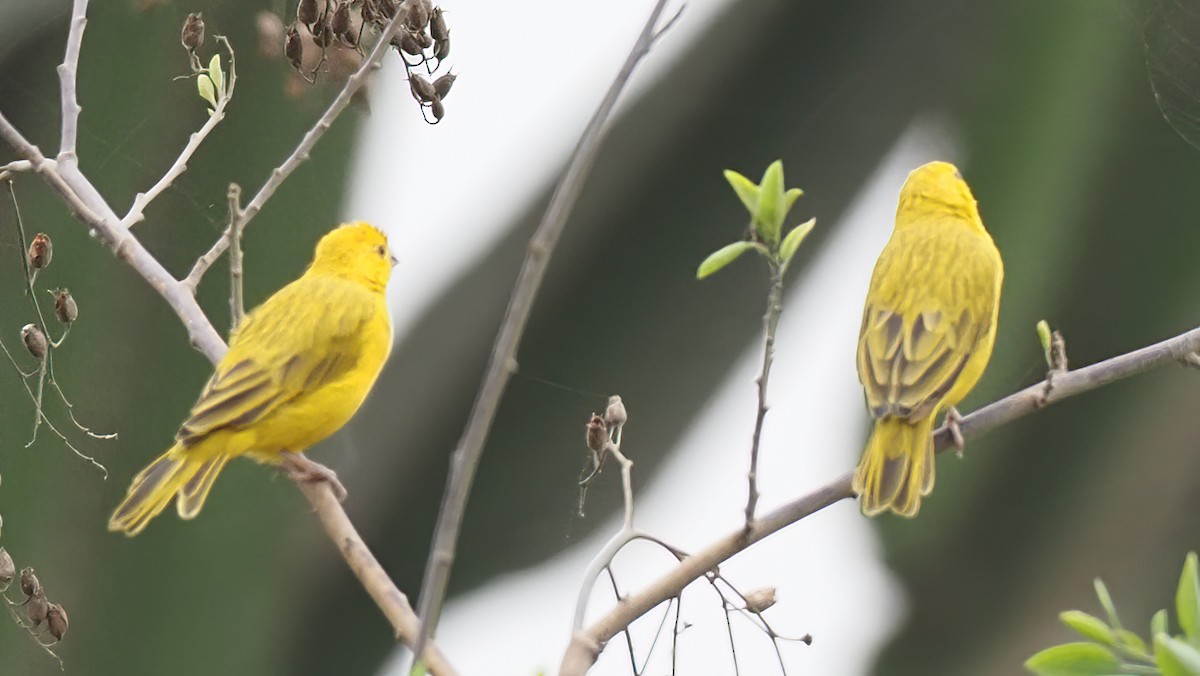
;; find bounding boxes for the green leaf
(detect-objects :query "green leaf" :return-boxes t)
[782,187,804,216]
[1178,552,1200,642]
[197,70,217,108]
[723,170,759,218]
[1024,642,1121,675]
[1157,633,1200,676]
[696,241,758,279]
[779,218,816,266]
[1115,628,1149,656]
[1059,611,1114,645]
[208,53,224,99]
[1037,320,1053,367]
[1095,578,1122,629]
[755,160,785,246]
[1154,610,1170,639]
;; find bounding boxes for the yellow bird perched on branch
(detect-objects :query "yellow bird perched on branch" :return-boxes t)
[853,161,1003,517]
[109,222,396,535]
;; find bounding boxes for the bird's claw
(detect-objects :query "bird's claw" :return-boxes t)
[944,406,965,458]
[280,452,348,502]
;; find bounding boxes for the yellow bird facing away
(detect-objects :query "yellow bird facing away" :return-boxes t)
[853,161,1003,517]
[109,222,396,535]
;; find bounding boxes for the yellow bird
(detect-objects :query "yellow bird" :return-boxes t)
[853,161,1003,517]
[109,222,396,535]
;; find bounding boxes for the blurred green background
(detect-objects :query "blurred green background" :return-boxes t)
[3,0,1200,674]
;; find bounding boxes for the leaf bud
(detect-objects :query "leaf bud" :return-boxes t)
[21,324,47,361]
[28,232,52,270]
[181,12,205,52]
[432,72,456,100]
[47,603,68,642]
[52,289,78,324]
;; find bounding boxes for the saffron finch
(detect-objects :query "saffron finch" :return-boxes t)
[853,161,1003,517]
[109,222,396,535]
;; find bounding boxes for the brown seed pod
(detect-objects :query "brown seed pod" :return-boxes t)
[46,603,68,642]
[604,395,627,429]
[0,548,14,592]
[26,591,48,629]
[376,0,397,19]
[181,12,205,51]
[28,232,52,270]
[432,72,455,100]
[285,26,304,71]
[313,16,334,48]
[404,0,431,32]
[586,413,607,453]
[743,587,777,613]
[21,324,47,361]
[412,29,432,49]
[430,97,445,121]
[19,567,39,599]
[429,6,448,40]
[408,74,436,102]
[434,36,450,62]
[297,0,319,27]
[52,289,78,324]
[331,2,353,40]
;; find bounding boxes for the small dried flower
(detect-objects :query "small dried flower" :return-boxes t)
[21,324,47,361]
[0,548,14,591]
[181,12,205,52]
[52,289,78,324]
[313,16,334,48]
[331,2,353,41]
[28,232,52,270]
[430,97,445,121]
[409,74,436,102]
[429,6,448,40]
[404,0,431,32]
[26,591,48,629]
[604,395,627,429]
[297,0,319,27]
[586,414,607,453]
[46,603,68,642]
[434,36,450,62]
[743,587,777,614]
[394,31,422,55]
[432,72,456,100]
[19,567,39,600]
[285,26,304,71]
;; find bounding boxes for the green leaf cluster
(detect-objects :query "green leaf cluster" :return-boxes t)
[1026,553,1200,675]
[696,160,815,279]
[197,53,225,114]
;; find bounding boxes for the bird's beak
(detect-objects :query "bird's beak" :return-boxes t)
[390,253,399,267]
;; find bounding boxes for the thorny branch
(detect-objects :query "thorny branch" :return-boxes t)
[413,0,684,657]
[0,3,454,672]
[558,322,1200,675]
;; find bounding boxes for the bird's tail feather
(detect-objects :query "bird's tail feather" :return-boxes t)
[108,445,228,536]
[852,416,935,517]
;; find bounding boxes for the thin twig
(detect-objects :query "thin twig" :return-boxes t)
[183,11,407,291]
[718,583,740,676]
[559,321,1200,674]
[603,566,638,675]
[120,36,237,229]
[4,595,63,670]
[56,0,87,161]
[745,261,783,530]
[413,0,680,655]
[636,598,675,675]
[227,183,245,330]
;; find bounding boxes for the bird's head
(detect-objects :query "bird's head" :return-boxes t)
[896,161,982,228]
[309,221,396,291]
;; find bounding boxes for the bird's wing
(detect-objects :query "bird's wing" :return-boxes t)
[175,277,377,446]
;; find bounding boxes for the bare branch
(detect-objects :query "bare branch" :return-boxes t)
[56,0,87,161]
[227,184,245,329]
[744,262,783,529]
[559,322,1200,674]
[413,0,680,654]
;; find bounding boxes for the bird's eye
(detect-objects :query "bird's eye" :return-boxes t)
[375,245,386,256]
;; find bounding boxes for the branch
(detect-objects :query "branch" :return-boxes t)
[56,0,87,161]
[559,323,1200,674]
[413,0,682,655]
[184,9,406,291]
[744,262,783,528]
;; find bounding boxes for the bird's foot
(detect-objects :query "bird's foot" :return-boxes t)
[280,452,347,502]
[944,407,965,458]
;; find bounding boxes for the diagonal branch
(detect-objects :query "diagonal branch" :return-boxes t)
[559,323,1200,675]
[412,0,682,657]
[57,0,88,161]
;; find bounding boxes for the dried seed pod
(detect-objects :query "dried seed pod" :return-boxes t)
[430,97,445,121]
[376,0,397,19]
[404,0,431,31]
[28,232,52,270]
[0,548,14,592]
[331,2,353,40]
[361,0,379,24]
[19,567,39,599]
[586,413,607,453]
[393,31,421,55]
[52,289,78,324]
[313,16,334,48]
[285,26,304,71]
[181,12,205,51]
[743,587,777,613]
[432,72,455,100]
[604,395,627,429]
[297,0,319,26]
[46,603,68,642]
[429,6,448,40]
[21,324,47,361]
[434,36,450,62]
[412,29,432,49]
[408,74,436,102]
[26,591,48,629]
